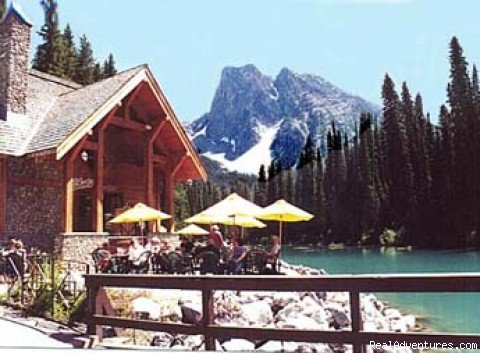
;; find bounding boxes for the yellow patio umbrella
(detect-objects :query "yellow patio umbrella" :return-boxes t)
[176,224,209,236]
[183,211,232,225]
[220,215,267,238]
[220,215,266,228]
[108,203,172,224]
[202,193,264,219]
[256,199,314,243]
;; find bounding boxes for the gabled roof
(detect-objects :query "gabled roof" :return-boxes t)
[26,65,144,154]
[0,64,206,180]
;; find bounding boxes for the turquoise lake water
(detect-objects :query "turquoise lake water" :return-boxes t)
[282,247,480,335]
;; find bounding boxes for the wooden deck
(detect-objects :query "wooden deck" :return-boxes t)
[84,273,480,352]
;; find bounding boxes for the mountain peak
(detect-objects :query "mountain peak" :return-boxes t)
[189,65,381,174]
[221,64,262,78]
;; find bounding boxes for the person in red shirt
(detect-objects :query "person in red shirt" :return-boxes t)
[208,224,224,250]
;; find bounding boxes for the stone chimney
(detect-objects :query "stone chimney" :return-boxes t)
[0,2,32,120]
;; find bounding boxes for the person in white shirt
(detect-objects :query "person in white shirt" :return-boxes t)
[145,236,161,254]
[128,238,145,267]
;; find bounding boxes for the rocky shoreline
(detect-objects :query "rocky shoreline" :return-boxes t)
[105,261,421,352]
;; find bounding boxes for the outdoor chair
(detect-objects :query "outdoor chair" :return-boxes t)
[167,252,185,274]
[129,250,152,274]
[244,249,268,275]
[91,249,113,273]
[198,251,219,275]
[152,252,172,274]
[181,254,194,274]
[265,249,282,274]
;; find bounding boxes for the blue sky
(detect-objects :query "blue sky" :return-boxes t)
[15,0,480,123]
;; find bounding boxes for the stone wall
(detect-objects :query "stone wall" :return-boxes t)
[61,233,109,268]
[5,155,63,251]
[0,8,31,119]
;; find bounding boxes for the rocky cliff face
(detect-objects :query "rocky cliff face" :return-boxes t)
[188,65,380,174]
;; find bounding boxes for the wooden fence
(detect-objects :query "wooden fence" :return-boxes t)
[84,273,480,352]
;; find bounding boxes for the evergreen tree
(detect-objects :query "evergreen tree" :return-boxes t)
[103,53,117,78]
[267,160,276,203]
[257,164,267,183]
[75,34,95,85]
[381,74,413,234]
[33,0,66,77]
[447,37,477,246]
[62,24,78,80]
[92,62,103,82]
[472,64,480,105]
[0,0,6,19]
[275,160,284,200]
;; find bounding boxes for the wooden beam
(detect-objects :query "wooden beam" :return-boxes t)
[145,141,154,207]
[164,170,174,232]
[62,134,91,234]
[93,127,105,232]
[148,118,169,146]
[111,116,149,133]
[68,135,89,163]
[99,107,119,132]
[152,154,167,164]
[171,155,188,178]
[91,107,116,233]
[124,82,144,120]
[0,156,6,234]
[83,140,98,151]
[64,156,74,233]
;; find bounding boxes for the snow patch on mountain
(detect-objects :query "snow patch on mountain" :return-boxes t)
[203,121,282,175]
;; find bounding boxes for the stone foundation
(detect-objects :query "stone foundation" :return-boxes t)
[61,233,109,267]
[5,155,63,252]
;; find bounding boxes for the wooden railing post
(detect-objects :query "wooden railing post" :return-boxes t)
[87,283,100,337]
[350,291,363,353]
[202,289,215,350]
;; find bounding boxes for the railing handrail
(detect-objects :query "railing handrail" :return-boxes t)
[84,272,480,292]
[84,273,480,352]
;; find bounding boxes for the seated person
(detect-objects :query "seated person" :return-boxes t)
[145,236,161,254]
[160,239,172,253]
[127,238,146,267]
[208,225,224,250]
[198,238,220,274]
[228,238,247,274]
[266,235,281,272]
[148,238,172,273]
[199,238,220,257]
[94,242,113,273]
[266,235,281,257]
[179,236,194,255]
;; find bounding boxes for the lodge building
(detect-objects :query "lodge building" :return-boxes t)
[0,4,206,253]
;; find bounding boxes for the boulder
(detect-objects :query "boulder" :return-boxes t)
[403,314,416,330]
[242,300,273,325]
[132,297,160,320]
[383,308,402,320]
[272,292,300,307]
[331,310,350,329]
[257,341,299,352]
[281,314,324,330]
[221,339,255,351]
[150,332,174,348]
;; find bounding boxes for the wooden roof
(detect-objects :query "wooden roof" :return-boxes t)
[0,65,206,181]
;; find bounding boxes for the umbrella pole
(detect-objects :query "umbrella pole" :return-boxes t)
[279,221,283,244]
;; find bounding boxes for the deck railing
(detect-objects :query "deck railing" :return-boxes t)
[84,273,480,352]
